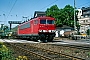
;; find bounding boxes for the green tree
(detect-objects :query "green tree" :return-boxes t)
[63,5,74,27]
[45,5,62,27]
[45,4,78,27]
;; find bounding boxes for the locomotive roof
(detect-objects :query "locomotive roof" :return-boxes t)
[30,16,54,20]
[34,11,46,18]
[19,16,54,26]
[37,16,54,19]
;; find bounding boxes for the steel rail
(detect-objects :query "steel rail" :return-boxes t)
[15,43,85,60]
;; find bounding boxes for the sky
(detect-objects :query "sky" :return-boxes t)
[0,0,90,28]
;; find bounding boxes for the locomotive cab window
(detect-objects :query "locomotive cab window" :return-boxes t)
[47,20,54,24]
[40,20,46,24]
[40,20,54,24]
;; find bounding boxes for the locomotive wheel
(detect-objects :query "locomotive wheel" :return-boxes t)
[39,34,45,40]
[33,37,37,41]
[48,36,53,42]
[43,40,47,43]
[39,34,47,42]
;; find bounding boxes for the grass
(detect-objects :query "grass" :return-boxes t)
[86,52,90,57]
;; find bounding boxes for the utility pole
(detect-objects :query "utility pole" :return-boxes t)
[74,0,76,30]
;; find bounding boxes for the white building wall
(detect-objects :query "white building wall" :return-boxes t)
[77,8,90,34]
[77,9,82,19]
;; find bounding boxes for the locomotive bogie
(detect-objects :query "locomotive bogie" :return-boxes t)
[39,33,55,42]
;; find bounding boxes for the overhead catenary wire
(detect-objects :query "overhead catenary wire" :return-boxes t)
[7,0,17,19]
[76,1,90,8]
[0,0,12,13]
[40,0,58,10]
[29,0,58,18]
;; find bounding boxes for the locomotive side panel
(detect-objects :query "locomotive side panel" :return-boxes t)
[33,18,39,35]
[18,21,31,35]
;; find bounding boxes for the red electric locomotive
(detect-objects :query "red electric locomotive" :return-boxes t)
[17,16,55,42]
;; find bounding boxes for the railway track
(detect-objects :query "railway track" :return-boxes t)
[4,42,85,60]
[53,44,90,51]
[25,43,89,59]
[2,39,89,60]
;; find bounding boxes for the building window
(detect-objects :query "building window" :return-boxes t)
[81,27,83,29]
[86,20,88,22]
[83,20,85,23]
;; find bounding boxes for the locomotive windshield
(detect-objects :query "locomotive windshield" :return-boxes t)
[47,20,54,24]
[40,20,46,24]
[40,20,54,24]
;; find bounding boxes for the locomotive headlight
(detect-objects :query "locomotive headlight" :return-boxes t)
[49,30,51,32]
[39,30,42,32]
[43,30,46,32]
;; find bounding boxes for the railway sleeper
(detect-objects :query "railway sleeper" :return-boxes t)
[10,43,86,60]
[20,43,86,60]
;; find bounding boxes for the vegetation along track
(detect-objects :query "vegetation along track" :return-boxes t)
[4,42,86,60]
